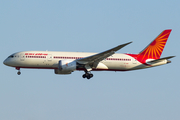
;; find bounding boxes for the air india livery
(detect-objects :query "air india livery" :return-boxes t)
[3,29,175,79]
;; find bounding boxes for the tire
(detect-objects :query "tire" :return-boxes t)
[90,74,93,78]
[87,75,91,79]
[82,74,86,78]
[17,71,21,75]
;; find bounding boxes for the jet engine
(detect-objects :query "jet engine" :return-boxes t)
[54,60,77,74]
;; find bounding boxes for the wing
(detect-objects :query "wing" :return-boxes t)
[76,42,132,71]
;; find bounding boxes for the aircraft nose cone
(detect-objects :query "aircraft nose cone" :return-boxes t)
[3,59,7,65]
[3,58,10,66]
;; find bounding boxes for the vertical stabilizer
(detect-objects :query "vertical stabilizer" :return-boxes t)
[138,29,172,60]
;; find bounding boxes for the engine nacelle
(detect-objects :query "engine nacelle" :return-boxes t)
[54,60,77,74]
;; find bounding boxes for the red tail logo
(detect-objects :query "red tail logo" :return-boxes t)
[138,29,172,60]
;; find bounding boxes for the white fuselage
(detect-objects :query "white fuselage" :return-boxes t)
[3,51,168,72]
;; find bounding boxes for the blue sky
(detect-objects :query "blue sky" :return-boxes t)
[1,0,180,120]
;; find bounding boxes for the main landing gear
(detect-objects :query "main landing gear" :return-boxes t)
[82,71,93,79]
[16,67,21,75]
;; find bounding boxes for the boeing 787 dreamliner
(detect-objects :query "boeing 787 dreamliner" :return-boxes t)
[4,29,175,79]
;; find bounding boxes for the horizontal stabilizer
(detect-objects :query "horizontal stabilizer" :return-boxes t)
[147,56,175,64]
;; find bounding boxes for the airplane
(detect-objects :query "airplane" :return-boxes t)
[3,29,175,79]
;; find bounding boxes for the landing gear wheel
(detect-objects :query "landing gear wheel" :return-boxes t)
[82,74,86,78]
[89,74,93,78]
[87,75,91,79]
[17,71,21,75]
[82,72,93,79]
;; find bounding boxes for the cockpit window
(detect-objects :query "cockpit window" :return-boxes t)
[8,55,14,58]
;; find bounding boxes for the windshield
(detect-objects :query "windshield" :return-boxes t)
[8,55,14,58]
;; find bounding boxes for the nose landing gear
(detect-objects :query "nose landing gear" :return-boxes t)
[16,67,21,75]
[17,71,21,75]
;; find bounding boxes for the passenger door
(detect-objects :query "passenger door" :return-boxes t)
[20,54,25,61]
[47,54,52,61]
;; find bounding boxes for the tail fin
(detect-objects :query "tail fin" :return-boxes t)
[138,29,172,60]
